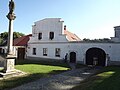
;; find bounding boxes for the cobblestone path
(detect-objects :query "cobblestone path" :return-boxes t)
[11,67,100,90]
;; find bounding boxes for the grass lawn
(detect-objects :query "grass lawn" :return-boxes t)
[0,59,69,90]
[71,66,120,90]
[0,67,3,71]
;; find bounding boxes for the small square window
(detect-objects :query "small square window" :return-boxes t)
[55,48,60,57]
[33,48,36,55]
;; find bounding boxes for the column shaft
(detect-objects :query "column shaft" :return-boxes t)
[7,19,14,55]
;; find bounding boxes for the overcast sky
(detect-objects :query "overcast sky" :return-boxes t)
[0,0,120,39]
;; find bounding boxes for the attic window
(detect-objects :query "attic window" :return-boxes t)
[49,32,54,40]
[38,33,42,40]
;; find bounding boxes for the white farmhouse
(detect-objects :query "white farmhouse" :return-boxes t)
[27,18,120,66]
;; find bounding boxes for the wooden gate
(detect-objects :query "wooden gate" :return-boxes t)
[17,48,25,59]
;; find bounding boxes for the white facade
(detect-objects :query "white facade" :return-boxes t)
[27,18,120,66]
[30,18,68,42]
[27,18,69,59]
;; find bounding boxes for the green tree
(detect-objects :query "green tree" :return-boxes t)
[83,38,90,41]
[0,32,8,40]
[0,38,3,44]
[82,38,112,42]
[0,32,25,45]
[13,32,25,39]
[0,32,25,39]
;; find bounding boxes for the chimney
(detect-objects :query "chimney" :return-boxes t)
[64,25,66,30]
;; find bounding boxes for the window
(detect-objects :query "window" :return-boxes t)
[33,48,36,55]
[49,32,54,40]
[38,33,42,40]
[55,48,60,57]
[43,48,47,56]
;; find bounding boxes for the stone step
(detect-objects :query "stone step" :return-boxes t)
[0,69,27,79]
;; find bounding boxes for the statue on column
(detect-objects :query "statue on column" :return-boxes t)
[9,0,15,14]
[7,0,16,20]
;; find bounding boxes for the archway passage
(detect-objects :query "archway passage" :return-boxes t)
[86,48,106,66]
[70,52,76,63]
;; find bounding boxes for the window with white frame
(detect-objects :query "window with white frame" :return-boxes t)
[33,48,36,55]
[55,48,60,57]
[43,48,47,56]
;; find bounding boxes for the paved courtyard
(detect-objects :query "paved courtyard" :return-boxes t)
[11,67,100,90]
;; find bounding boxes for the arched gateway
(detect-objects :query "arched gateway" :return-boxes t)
[86,48,106,66]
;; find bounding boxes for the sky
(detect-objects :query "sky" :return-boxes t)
[1,0,120,39]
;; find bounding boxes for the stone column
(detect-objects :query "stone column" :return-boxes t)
[7,14,15,55]
[3,0,16,73]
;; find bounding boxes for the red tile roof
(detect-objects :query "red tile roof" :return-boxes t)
[64,30,81,41]
[13,34,32,46]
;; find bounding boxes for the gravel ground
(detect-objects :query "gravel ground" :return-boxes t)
[11,67,100,90]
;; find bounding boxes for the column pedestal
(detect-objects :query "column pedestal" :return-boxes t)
[0,55,26,79]
[3,55,15,73]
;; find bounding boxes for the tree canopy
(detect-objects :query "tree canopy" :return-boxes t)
[0,32,25,45]
[82,38,112,43]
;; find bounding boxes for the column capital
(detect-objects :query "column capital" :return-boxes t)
[6,13,16,20]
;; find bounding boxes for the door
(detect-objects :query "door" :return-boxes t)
[17,48,25,59]
[70,52,76,63]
